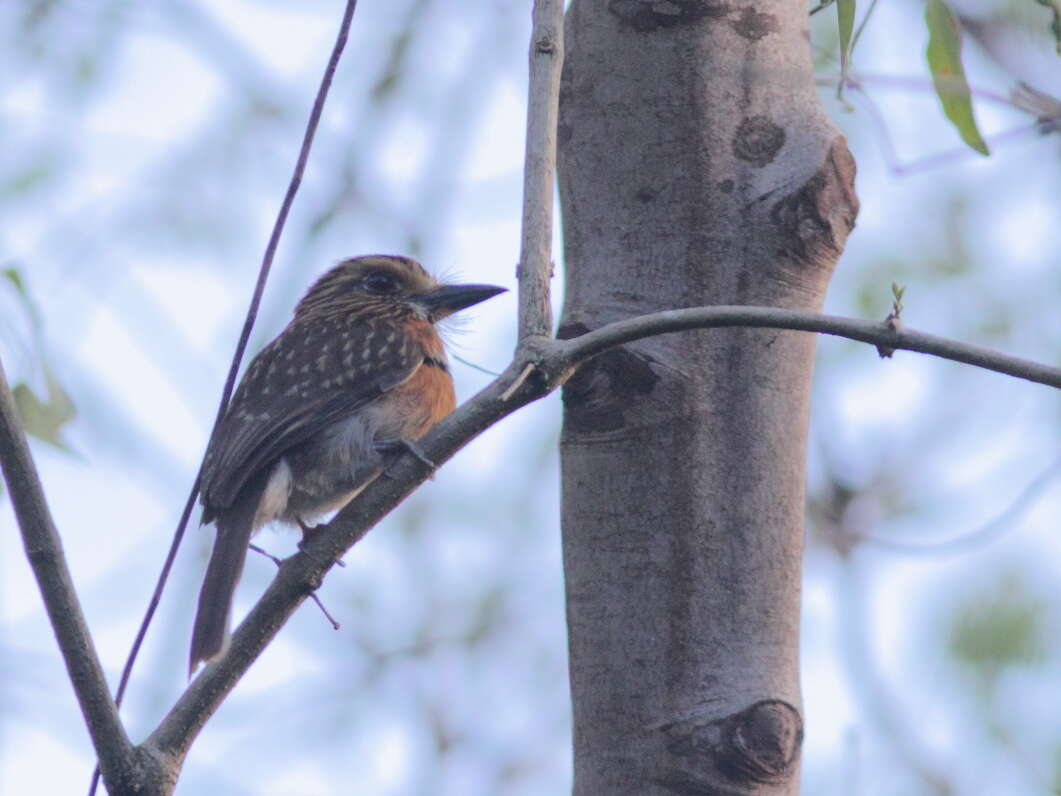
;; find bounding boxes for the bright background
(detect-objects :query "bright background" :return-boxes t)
[0,1,1058,794]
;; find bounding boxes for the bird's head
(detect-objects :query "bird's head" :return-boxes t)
[294,255,506,323]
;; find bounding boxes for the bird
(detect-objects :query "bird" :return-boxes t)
[189,254,505,675]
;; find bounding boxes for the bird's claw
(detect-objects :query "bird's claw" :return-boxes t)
[375,437,437,478]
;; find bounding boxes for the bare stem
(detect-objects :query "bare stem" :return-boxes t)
[110,0,358,722]
[848,455,1061,554]
[516,0,564,341]
[250,543,341,628]
[556,306,1061,388]
[0,358,141,790]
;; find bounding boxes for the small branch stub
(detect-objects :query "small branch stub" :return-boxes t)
[659,699,803,790]
[719,700,803,784]
[500,363,536,401]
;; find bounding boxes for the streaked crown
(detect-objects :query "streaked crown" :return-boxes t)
[294,255,439,320]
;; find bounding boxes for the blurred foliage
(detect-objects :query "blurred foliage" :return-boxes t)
[1033,0,1061,52]
[3,267,39,328]
[2,266,76,447]
[12,372,76,450]
[947,573,1047,682]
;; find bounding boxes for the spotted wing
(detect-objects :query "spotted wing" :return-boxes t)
[200,314,421,515]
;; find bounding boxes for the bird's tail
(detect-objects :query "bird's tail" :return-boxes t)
[188,479,264,677]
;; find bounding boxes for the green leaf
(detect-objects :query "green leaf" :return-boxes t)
[925,0,990,156]
[13,371,76,449]
[3,265,42,329]
[891,282,905,304]
[3,266,26,296]
[837,0,856,76]
[1034,0,1061,54]
[834,0,857,106]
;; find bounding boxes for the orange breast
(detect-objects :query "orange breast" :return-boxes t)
[383,361,456,440]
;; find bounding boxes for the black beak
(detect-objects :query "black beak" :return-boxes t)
[414,283,507,322]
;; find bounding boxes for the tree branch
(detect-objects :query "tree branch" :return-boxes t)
[147,2,567,753]
[11,0,1048,784]
[847,455,1061,554]
[144,299,1058,756]
[147,357,545,758]
[516,0,564,341]
[110,0,358,711]
[555,306,1061,388]
[0,358,151,791]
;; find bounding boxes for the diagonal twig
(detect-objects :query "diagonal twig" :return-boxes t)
[85,1,362,793]
[250,543,341,629]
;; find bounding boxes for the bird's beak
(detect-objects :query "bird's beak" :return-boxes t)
[414,283,507,322]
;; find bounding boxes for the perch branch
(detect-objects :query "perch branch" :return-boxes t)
[145,300,1058,755]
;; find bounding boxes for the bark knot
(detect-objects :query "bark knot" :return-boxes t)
[769,135,859,268]
[558,321,659,433]
[730,7,779,40]
[535,36,557,55]
[720,699,802,783]
[660,699,803,787]
[732,116,785,167]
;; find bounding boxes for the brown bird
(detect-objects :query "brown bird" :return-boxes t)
[189,255,505,674]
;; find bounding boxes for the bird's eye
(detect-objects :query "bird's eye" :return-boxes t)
[363,271,400,294]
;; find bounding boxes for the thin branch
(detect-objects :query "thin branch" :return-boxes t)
[849,456,1061,554]
[554,306,1061,388]
[88,0,361,792]
[516,0,564,341]
[250,543,341,629]
[824,72,1052,176]
[0,358,144,791]
[839,72,1016,107]
[109,0,357,716]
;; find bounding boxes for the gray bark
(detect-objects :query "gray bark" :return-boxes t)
[557,1,858,794]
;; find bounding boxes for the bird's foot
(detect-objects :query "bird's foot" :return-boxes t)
[296,520,346,568]
[374,437,437,478]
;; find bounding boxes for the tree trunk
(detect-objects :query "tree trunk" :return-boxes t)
[557,2,858,794]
